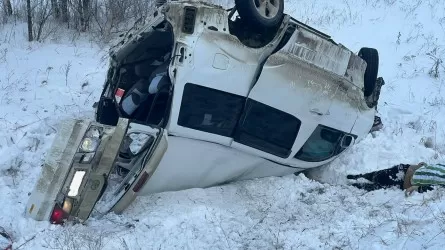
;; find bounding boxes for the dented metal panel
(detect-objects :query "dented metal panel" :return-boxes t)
[345,53,367,89]
[163,1,229,41]
[26,119,89,221]
[73,119,126,221]
[282,28,351,78]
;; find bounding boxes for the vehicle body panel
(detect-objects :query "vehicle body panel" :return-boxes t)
[26,118,167,222]
[140,136,298,195]
[109,126,168,214]
[26,120,89,221]
[165,2,290,147]
[73,118,128,219]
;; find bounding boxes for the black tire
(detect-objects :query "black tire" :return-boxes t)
[235,0,284,30]
[358,47,379,97]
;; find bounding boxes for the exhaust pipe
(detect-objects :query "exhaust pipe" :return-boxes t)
[155,0,167,7]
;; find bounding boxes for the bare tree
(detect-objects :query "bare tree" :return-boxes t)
[33,0,53,41]
[71,0,91,31]
[61,0,69,23]
[20,0,162,42]
[89,0,158,43]
[109,0,125,23]
[3,0,13,16]
[51,0,60,19]
[81,0,91,31]
[27,0,33,41]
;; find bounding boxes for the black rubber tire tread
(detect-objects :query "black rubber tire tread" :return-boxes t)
[359,47,379,97]
[235,0,284,30]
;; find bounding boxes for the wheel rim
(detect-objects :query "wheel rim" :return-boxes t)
[253,0,280,19]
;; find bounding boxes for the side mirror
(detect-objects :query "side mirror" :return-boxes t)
[340,135,355,149]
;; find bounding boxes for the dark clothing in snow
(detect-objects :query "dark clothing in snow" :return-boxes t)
[347,164,434,193]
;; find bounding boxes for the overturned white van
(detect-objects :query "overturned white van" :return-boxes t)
[26,0,380,224]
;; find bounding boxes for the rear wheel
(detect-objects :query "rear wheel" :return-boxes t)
[358,47,379,97]
[235,0,284,30]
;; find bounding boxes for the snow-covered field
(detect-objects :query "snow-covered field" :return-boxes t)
[1,0,445,249]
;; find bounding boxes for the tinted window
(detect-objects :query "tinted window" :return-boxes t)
[295,125,355,162]
[234,99,301,158]
[178,83,244,137]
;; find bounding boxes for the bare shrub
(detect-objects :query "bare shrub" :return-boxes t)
[427,48,444,79]
[3,0,13,16]
[62,61,72,86]
[43,227,106,250]
[392,122,404,136]
[0,48,7,63]
[90,0,156,44]
[428,97,445,107]
[1,156,23,186]
[32,0,54,41]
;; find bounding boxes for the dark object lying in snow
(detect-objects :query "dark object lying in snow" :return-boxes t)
[370,115,383,133]
[347,164,422,191]
[347,162,445,195]
[0,227,12,250]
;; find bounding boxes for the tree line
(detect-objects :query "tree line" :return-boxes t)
[1,0,232,42]
[2,0,159,42]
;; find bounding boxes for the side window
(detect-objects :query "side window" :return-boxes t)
[234,99,301,158]
[295,125,355,162]
[178,83,245,137]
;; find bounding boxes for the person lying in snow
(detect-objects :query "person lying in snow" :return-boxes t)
[347,162,445,196]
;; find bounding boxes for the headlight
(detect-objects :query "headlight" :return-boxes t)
[79,138,99,153]
[85,126,102,139]
[78,125,103,157]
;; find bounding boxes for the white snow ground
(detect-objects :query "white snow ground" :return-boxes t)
[1,0,445,249]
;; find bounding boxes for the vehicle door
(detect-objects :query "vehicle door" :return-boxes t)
[231,25,353,163]
[166,6,281,146]
[324,53,366,134]
[99,121,168,215]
